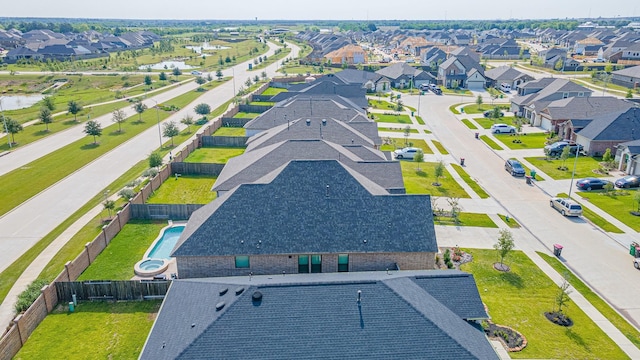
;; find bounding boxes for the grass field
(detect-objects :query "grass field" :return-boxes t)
[14,301,160,360]
[494,133,548,150]
[525,156,605,180]
[574,190,640,231]
[146,175,217,205]
[480,135,504,150]
[400,162,469,198]
[462,249,628,359]
[184,147,246,163]
[461,119,478,130]
[213,127,246,136]
[431,140,449,155]
[450,163,490,199]
[374,113,412,124]
[380,138,433,154]
[433,212,497,227]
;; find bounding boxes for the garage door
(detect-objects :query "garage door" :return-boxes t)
[467,80,485,90]
[540,118,552,130]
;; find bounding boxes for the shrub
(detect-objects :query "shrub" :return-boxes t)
[125,179,141,188]
[15,279,48,313]
[142,168,159,178]
[118,188,136,200]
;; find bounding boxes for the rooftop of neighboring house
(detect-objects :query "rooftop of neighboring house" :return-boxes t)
[484,66,529,81]
[271,78,368,109]
[375,62,424,80]
[333,69,388,85]
[577,107,640,142]
[541,96,636,120]
[613,65,640,78]
[513,78,591,106]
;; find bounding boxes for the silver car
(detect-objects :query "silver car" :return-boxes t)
[550,197,583,217]
[394,147,420,160]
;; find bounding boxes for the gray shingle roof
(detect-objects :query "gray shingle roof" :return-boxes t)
[271,79,368,109]
[613,65,640,78]
[542,97,635,120]
[484,66,528,82]
[375,62,424,80]
[578,107,640,141]
[173,160,436,257]
[140,271,497,360]
[333,68,386,84]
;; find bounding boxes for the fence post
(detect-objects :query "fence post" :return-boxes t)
[13,315,25,346]
[64,261,72,282]
[102,225,108,247]
[85,243,92,264]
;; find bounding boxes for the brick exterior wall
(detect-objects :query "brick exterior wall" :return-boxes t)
[177,252,436,278]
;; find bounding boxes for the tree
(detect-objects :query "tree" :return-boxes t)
[3,117,23,144]
[144,75,152,86]
[112,109,126,132]
[560,145,571,170]
[39,107,53,131]
[103,199,115,219]
[254,75,260,83]
[634,189,640,212]
[133,101,147,122]
[41,96,56,111]
[163,120,180,146]
[491,106,502,119]
[476,94,483,107]
[493,229,515,270]
[602,148,613,163]
[159,72,167,81]
[447,197,462,225]
[555,279,572,314]
[403,125,411,145]
[194,103,211,118]
[626,89,633,99]
[434,160,445,186]
[195,76,206,85]
[395,100,404,112]
[67,100,82,122]
[172,67,182,77]
[206,73,213,82]
[414,149,424,171]
[245,77,252,87]
[604,64,613,73]
[216,69,223,80]
[261,71,267,80]
[554,58,563,71]
[149,151,163,168]
[84,119,102,144]
[181,114,194,133]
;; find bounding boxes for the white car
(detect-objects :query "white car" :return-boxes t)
[394,147,420,160]
[491,124,516,134]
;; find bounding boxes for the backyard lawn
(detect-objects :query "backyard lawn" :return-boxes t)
[260,87,288,96]
[380,138,433,154]
[462,249,628,359]
[525,156,605,180]
[374,113,412,124]
[213,127,246,136]
[14,301,161,360]
[146,175,217,204]
[494,133,548,150]
[433,212,497,227]
[183,147,245,164]
[575,190,640,231]
[400,162,469,198]
[232,112,260,118]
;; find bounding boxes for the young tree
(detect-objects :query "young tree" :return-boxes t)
[634,189,640,212]
[159,72,167,81]
[84,119,102,144]
[434,160,445,186]
[41,96,56,111]
[181,114,194,133]
[261,71,267,80]
[626,89,634,99]
[403,125,411,146]
[39,107,53,131]
[493,229,515,270]
[414,149,424,171]
[554,58,563,71]
[447,197,462,225]
[67,100,83,122]
[476,94,483,107]
[216,69,223,80]
[144,75,153,86]
[163,120,180,146]
[194,103,211,118]
[172,67,182,77]
[491,106,502,119]
[560,145,571,170]
[195,76,206,85]
[3,117,23,145]
[149,151,163,168]
[206,73,213,82]
[395,100,404,112]
[103,199,116,219]
[245,78,252,87]
[133,101,147,123]
[555,279,572,314]
[112,109,127,132]
[254,75,260,83]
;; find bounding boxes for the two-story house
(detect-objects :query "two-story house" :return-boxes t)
[438,54,485,90]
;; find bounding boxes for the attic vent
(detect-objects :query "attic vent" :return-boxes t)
[235,287,245,295]
[252,291,263,302]
[219,288,228,296]
[215,301,225,311]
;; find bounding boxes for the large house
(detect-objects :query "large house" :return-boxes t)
[324,44,367,65]
[566,107,640,156]
[611,65,640,89]
[552,97,636,138]
[615,139,640,175]
[375,62,436,89]
[484,66,534,90]
[333,68,392,93]
[438,54,485,90]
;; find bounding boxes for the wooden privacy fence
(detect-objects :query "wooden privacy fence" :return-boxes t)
[56,280,171,302]
[130,204,204,220]
[202,136,249,147]
[220,117,253,127]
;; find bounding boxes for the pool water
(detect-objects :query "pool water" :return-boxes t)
[147,225,185,259]
[140,259,165,270]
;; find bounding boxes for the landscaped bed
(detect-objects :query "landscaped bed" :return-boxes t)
[525,156,606,180]
[14,301,161,360]
[400,162,469,198]
[146,175,217,205]
[183,147,246,164]
[461,249,628,359]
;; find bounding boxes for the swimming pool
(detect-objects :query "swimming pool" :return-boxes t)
[146,225,185,260]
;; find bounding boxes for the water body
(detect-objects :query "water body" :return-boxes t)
[0,95,45,111]
[138,61,195,71]
[186,42,231,54]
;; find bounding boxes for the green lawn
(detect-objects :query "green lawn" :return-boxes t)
[479,135,504,150]
[449,103,463,114]
[232,111,260,118]
[525,156,605,180]
[433,212,497,227]
[556,192,623,233]
[368,99,397,110]
[450,163,490,199]
[146,175,217,204]
[78,220,167,280]
[575,190,640,231]
[474,116,517,129]
[260,87,288,96]
[462,103,509,114]
[213,127,246,136]
[14,301,160,360]
[374,113,412,124]
[380,138,433,154]
[183,147,245,163]
[498,214,521,228]
[400,162,469,198]
[248,101,275,106]
[431,140,449,155]
[494,133,548,150]
[378,127,419,134]
[461,119,478,130]
[537,251,640,349]
[415,115,426,125]
[441,88,472,96]
[461,249,628,359]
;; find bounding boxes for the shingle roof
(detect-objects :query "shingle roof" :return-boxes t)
[375,62,424,80]
[271,79,368,109]
[515,79,592,106]
[613,65,640,78]
[140,271,497,360]
[542,97,635,120]
[578,107,640,141]
[333,69,386,84]
[173,160,436,257]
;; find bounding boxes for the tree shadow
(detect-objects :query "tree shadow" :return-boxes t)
[499,271,524,289]
[109,130,124,136]
[564,328,588,350]
[63,120,78,126]
[34,130,50,136]
[80,143,100,150]
[415,170,427,177]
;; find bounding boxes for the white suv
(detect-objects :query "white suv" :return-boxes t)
[491,123,516,134]
[550,197,583,217]
[394,147,420,160]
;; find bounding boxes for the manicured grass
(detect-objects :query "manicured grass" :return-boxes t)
[441,88,472,95]
[556,193,623,233]
[400,162,470,198]
[146,175,217,204]
[78,221,167,280]
[232,111,260,118]
[374,113,412,124]
[494,133,548,150]
[378,127,418,134]
[525,156,605,180]
[260,87,288,96]
[574,190,640,231]
[14,301,160,360]
[462,103,509,114]
[479,135,504,150]
[183,147,245,163]
[461,249,628,359]
[249,101,275,106]
[433,212,497,227]
[431,140,449,155]
[474,116,517,129]
[213,127,246,136]
[415,115,426,125]
[449,103,463,114]
[368,99,397,110]
[380,138,433,154]
[450,163,490,199]
[461,118,478,130]
[537,251,640,349]
[498,214,521,228]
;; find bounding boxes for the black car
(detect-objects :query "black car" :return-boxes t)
[505,159,526,177]
[544,141,583,157]
[576,177,611,191]
[431,87,442,95]
[614,175,640,188]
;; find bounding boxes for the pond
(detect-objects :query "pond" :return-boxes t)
[0,94,45,111]
[186,42,231,54]
[138,61,195,71]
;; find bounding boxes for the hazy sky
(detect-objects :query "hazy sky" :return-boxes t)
[2,0,638,21]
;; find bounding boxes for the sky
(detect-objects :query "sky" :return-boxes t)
[1,0,638,21]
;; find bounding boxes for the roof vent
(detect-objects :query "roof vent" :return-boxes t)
[191,323,196,328]
[215,302,225,311]
[235,287,245,296]
[252,291,263,302]
[357,290,362,304]
[219,288,228,296]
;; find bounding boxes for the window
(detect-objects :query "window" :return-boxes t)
[311,255,322,273]
[578,92,584,97]
[338,254,349,272]
[235,256,250,268]
[298,255,309,273]
[562,92,569,98]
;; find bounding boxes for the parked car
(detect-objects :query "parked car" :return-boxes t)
[576,177,612,191]
[544,141,583,157]
[431,87,442,95]
[635,258,640,269]
[505,159,526,177]
[394,147,420,159]
[419,84,429,91]
[484,110,505,118]
[190,70,202,75]
[491,123,516,134]
[614,175,640,189]
[550,197,583,217]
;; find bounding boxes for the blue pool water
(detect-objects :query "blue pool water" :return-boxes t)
[147,225,185,259]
